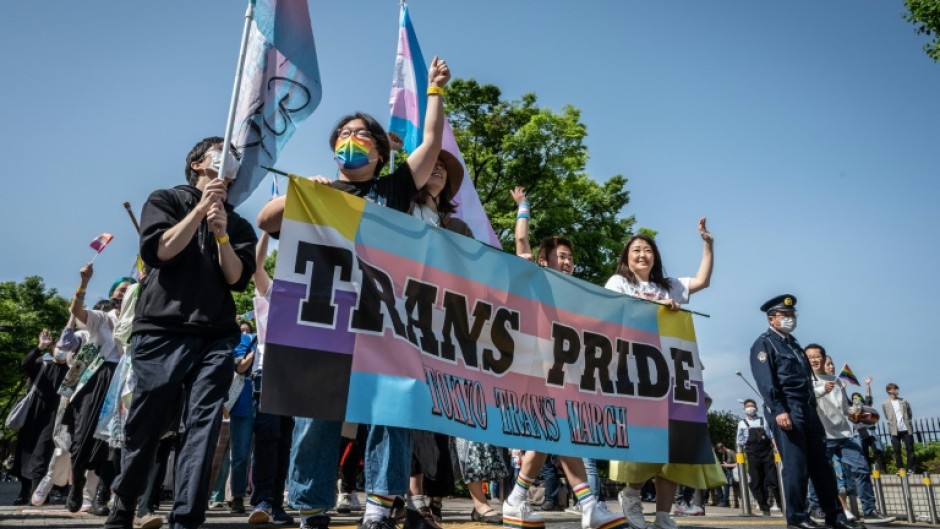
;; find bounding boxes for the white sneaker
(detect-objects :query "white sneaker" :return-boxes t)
[770,505,782,512]
[566,503,582,515]
[31,475,53,506]
[845,511,857,522]
[582,501,628,529]
[336,493,356,514]
[503,499,545,529]
[80,498,93,512]
[683,504,704,516]
[617,491,648,529]
[652,513,678,529]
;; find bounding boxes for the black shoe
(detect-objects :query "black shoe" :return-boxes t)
[66,478,86,513]
[103,494,137,529]
[809,510,826,523]
[428,497,443,521]
[862,511,896,524]
[471,507,501,524]
[91,480,111,516]
[404,507,442,529]
[834,520,866,529]
[12,495,28,506]
[787,522,820,529]
[539,502,562,512]
[360,516,398,529]
[301,514,332,529]
[230,496,246,514]
[390,497,407,523]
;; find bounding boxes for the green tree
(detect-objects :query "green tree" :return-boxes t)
[904,0,940,61]
[0,277,70,441]
[708,410,740,449]
[445,79,639,284]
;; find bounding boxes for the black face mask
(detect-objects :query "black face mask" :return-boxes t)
[111,298,122,311]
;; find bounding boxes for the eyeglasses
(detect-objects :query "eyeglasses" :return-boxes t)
[337,128,374,140]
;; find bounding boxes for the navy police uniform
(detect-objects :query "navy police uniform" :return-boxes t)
[749,295,858,529]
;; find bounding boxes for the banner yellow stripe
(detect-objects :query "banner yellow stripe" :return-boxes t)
[283,176,365,242]
[657,308,697,342]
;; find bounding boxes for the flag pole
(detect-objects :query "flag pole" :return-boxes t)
[123,202,141,235]
[218,1,255,182]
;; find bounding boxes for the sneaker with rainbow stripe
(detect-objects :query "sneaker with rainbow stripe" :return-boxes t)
[502,500,545,529]
[582,502,628,529]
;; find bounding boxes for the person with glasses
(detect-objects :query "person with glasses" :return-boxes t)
[257,57,451,529]
[103,136,258,529]
[749,296,865,529]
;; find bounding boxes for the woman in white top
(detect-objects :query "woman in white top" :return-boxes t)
[607,219,717,529]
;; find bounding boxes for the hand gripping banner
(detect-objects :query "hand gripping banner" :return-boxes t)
[262,177,714,463]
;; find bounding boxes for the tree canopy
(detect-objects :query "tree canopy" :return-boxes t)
[445,79,640,285]
[904,0,940,61]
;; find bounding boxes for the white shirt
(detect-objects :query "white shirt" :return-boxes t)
[604,274,691,304]
[891,399,907,431]
[81,309,123,364]
[813,374,854,440]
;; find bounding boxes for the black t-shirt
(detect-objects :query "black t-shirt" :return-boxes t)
[329,163,417,213]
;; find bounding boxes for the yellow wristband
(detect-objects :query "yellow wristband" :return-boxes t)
[215,234,230,245]
[427,86,445,96]
[76,286,86,293]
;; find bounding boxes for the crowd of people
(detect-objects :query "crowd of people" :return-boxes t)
[2,56,920,529]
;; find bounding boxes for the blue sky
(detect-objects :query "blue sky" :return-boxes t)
[2,2,938,419]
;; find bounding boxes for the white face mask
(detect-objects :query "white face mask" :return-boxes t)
[208,150,240,180]
[744,406,757,416]
[53,348,68,363]
[777,316,797,333]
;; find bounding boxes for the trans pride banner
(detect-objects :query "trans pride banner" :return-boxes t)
[262,177,713,463]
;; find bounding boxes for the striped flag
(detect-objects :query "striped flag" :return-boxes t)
[388,4,500,247]
[90,233,114,253]
[130,255,145,281]
[838,363,860,386]
[226,0,322,206]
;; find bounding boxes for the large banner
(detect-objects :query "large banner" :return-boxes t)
[262,177,713,463]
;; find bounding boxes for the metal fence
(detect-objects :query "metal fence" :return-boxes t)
[874,417,940,446]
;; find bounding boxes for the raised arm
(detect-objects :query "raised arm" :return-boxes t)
[70,263,93,325]
[406,56,451,188]
[511,187,532,259]
[254,231,272,296]
[687,217,714,295]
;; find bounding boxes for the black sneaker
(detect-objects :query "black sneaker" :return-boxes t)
[272,506,295,525]
[862,511,896,524]
[230,496,246,514]
[360,517,398,529]
[66,479,86,513]
[301,514,331,529]
[404,507,443,529]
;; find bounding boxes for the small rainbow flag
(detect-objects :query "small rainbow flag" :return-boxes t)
[90,233,114,253]
[838,363,860,386]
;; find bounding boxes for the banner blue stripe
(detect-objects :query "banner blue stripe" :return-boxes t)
[344,372,669,461]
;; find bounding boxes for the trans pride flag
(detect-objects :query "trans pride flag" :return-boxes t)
[388,5,500,247]
[261,177,714,463]
[226,0,322,207]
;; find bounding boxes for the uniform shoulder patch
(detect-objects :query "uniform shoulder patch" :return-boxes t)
[757,351,768,363]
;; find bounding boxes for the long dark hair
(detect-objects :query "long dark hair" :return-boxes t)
[615,234,671,291]
[413,179,457,220]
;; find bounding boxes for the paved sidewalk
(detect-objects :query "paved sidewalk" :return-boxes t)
[1,481,933,528]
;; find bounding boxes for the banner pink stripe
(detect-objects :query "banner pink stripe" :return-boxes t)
[354,243,661,346]
[352,332,669,428]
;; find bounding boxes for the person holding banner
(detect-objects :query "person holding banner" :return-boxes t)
[502,193,629,529]
[256,59,452,529]
[605,222,721,529]
[103,136,257,529]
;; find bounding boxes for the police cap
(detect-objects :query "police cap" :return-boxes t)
[760,294,797,314]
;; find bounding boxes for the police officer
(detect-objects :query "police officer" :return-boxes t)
[749,295,863,529]
[736,399,780,516]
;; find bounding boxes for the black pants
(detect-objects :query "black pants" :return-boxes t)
[745,451,780,511]
[108,332,235,529]
[891,431,916,472]
[768,402,845,526]
[251,408,293,508]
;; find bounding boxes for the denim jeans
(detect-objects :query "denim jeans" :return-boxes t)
[538,458,559,507]
[289,419,413,510]
[582,458,603,501]
[825,437,876,515]
[210,451,231,503]
[229,410,255,498]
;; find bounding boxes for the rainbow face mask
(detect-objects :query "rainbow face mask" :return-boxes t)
[334,136,373,170]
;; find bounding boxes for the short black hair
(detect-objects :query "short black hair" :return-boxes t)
[743,398,756,407]
[329,113,390,176]
[184,136,240,185]
[537,236,574,264]
[804,343,826,358]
